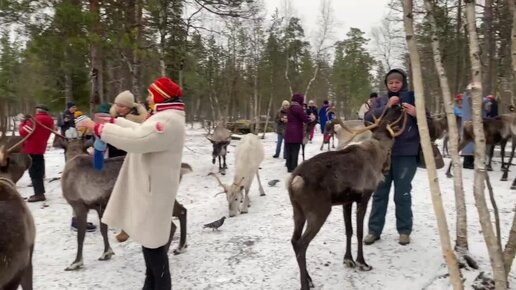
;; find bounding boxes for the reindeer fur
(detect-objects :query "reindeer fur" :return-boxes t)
[287,105,405,290]
[207,124,232,175]
[210,133,265,217]
[446,114,516,181]
[61,140,192,270]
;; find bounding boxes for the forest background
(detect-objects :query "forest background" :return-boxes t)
[0,0,512,123]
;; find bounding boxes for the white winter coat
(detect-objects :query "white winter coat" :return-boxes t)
[100,108,185,248]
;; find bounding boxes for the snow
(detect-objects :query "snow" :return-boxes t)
[14,124,516,289]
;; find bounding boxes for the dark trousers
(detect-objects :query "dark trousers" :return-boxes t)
[29,154,45,196]
[142,245,171,290]
[285,143,301,172]
[368,156,417,236]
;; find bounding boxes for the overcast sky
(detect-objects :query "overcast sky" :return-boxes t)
[262,0,393,43]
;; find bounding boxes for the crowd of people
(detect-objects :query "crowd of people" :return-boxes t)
[14,68,506,289]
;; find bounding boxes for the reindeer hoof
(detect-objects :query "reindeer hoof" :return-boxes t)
[98,249,114,261]
[343,258,356,268]
[446,173,453,178]
[260,192,266,196]
[501,177,508,182]
[241,210,248,214]
[65,260,84,271]
[173,245,188,255]
[357,262,372,271]
[486,166,493,171]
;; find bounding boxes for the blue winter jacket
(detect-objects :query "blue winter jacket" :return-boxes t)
[365,69,432,156]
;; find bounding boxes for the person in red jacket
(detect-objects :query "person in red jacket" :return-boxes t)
[20,104,54,202]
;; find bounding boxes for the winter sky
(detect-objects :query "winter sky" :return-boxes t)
[263,0,394,42]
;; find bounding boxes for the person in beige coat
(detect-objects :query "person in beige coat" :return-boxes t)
[78,77,185,290]
[107,90,149,242]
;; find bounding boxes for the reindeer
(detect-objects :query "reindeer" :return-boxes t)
[445,114,516,181]
[209,133,265,217]
[61,134,192,270]
[326,119,373,150]
[0,116,36,290]
[287,105,407,290]
[301,120,317,161]
[207,123,232,175]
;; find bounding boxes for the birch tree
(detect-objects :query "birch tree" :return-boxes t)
[423,0,477,269]
[401,0,463,289]
[503,0,516,277]
[464,0,508,288]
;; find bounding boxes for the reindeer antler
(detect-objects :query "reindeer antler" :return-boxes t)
[208,172,225,188]
[372,105,389,123]
[386,111,408,138]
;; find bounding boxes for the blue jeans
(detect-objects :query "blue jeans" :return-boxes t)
[368,156,417,236]
[274,133,285,158]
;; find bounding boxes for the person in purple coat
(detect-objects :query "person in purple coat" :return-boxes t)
[284,93,314,172]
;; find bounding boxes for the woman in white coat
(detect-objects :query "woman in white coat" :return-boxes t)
[78,77,185,290]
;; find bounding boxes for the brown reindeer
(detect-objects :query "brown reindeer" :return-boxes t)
[0,116,36,290]
[287,105,407,290]
[301,120,317,161]
[445,114,516,181]
[61,134,192,270]
[206,123,232,175]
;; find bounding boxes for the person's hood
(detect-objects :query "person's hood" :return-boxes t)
[291,94,304,105]
[384,68,408,92]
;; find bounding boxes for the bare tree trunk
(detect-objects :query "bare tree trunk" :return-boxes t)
[453,0,463,96]
[509,0,516,104]
[284,52,293,97]
[465,1,508,288]
[401,1,464,289]
[503,0,516,275]
[262,91,274,139]
[423,0,472,258]
[64,48,73,108]
[89,0,103,115]
[482,0,495,97]
[503,205,516,276]
[132,0,142,101]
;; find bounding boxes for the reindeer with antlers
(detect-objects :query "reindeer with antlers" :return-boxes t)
[287,104,408,290]
[0,107,37,290]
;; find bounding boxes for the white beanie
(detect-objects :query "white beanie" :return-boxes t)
[282,100,290,107]
[114,90,135,108]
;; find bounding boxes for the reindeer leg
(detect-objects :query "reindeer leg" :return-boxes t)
[256,171,266,196]
[66,206,87,271]
[291,202,308,289]
[486,144,494,171]
[443,135,449,157]
[293,205,331,290]
[356,195,373,271]
[331,134,335,149]
[19,245,34,290]
[96,206,114,261]
[501,140,507,170]
[241,188,251,214]
[343,203,355,268]
[3,275,22,290]
[173,201,188,255]
[501,140,515,181]
[320,140,324,151]
[165,221,177,253]
[302,144,305,161]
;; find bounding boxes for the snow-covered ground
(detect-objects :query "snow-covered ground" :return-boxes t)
[16,124,515,289]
